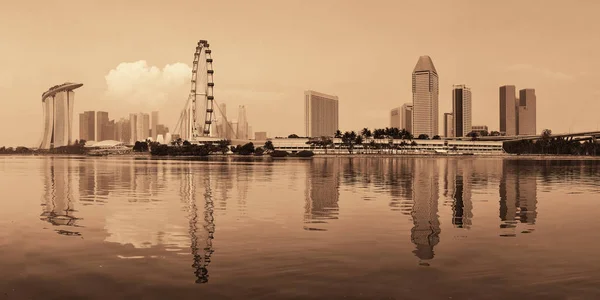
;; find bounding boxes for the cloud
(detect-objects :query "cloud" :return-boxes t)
[504,64,574,81]
[104,60,191,109]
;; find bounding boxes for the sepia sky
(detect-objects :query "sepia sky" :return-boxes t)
[1,0,599,146]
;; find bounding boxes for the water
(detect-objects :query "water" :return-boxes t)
[1,156,600,299]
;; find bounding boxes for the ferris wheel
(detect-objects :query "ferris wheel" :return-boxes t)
[174,40,215,141]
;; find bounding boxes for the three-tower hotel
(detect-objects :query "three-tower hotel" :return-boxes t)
[39,83,83,149]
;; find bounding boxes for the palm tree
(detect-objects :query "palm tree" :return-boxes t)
[355,135,364,153]
[334,130,342,138]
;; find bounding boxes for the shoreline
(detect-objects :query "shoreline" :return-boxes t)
[3,153,600,160]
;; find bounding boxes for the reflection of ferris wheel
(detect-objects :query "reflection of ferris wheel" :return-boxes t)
[174,40,215,141]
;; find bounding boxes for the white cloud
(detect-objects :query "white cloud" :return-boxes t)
[504,64,574,81]
[104,60,191,109]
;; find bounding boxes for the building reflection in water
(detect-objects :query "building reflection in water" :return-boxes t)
[410,159,441,265]
[499,160,538,237]
[182,164,215,284]
[304,159,340,231]
[40,158,82,236]
[444,159,473,229]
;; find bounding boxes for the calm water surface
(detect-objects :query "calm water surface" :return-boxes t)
[1,156,600,299]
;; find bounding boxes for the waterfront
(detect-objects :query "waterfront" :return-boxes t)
[1,156,599,299]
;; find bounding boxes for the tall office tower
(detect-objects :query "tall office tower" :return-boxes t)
[452,84,472,137]
[390,107,401,128]
[412,56,439,137]
[500,86,537,136]
[444,113,454,137]
[96,111,109,141]
[78,111,95,141]
[518,89,536,135]
[135,113,150,141]
[401,103,413,133]
[104,120,115,141]
[499,85,518,136]
[151,111,159,140]
[129,114,137,144]
[40,83,83,149]
[237,106,248,139]
[304,90,339,138]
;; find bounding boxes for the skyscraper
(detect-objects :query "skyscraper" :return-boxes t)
[40,83,83,149]
[452,84,472,137]
[518,89,537,135]
[237,106,248,139]
[129,114,137,144]
[390,107,401,128]
[412,56,439,137]
[499,85,518,136]
[96,111,109,141]
[444,113,454,138]
[78,111,95,142]
[401,103,413,133]
[135,113,150,141]
[499,86,537,136]
[151,111,159,140]
[304,90,339,138]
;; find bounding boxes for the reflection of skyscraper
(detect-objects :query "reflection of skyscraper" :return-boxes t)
[304,159,340,231]
[40,158,81,235]
[444,159,473,229]
[499,160,538,236]
[410,159,441,263]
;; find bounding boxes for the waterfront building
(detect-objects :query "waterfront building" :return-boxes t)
[271,137,505,155]
[500,86,536,136]
[78,111,95,142]
[472,125,489,132]
[412,56,439,137]
[401,103,413,133]
[255,132,268,140]
[452,84,472,137]
[390,107,401,128]
[304,90,339,137]
[39,83,83,149]
[444,113,454,137]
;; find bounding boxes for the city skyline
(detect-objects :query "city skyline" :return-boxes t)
[2,1,600,146]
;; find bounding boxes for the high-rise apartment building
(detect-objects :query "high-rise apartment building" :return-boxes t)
[390,107,401,129]
[412,56,439,137]
[151,111,159,140]
[444,113,454,137]
[79,111,95,141]
[452,84,472,137]
[135,113,150,141]
[401,103,413,133]
[96,111,109,141]
[304,90,339,138]
[116,118,131,144]
[518,89,536,135]
[499,85,537,136]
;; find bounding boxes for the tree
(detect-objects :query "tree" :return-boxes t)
[133,141,149,152]
[288,134,300,138]
[264,140,275,151]
[417,134,429,140]
[432,135,441,140]
[183,140,192,146]
[490,131,501,137]
[541,129,552,140]
[217,139,231,154]
[361,128,372,139]
[342,131,358,154]
[334,130,342,138]
[467,131,479,141]
[238,142,255,155]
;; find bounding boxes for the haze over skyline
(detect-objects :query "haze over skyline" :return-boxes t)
[1,0,599,146]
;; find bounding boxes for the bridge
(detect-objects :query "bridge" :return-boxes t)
[447,131,600,143]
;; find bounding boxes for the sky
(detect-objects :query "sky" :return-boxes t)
[1,0,599,147]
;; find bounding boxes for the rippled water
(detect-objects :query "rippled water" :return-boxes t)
[1,156,600,299]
